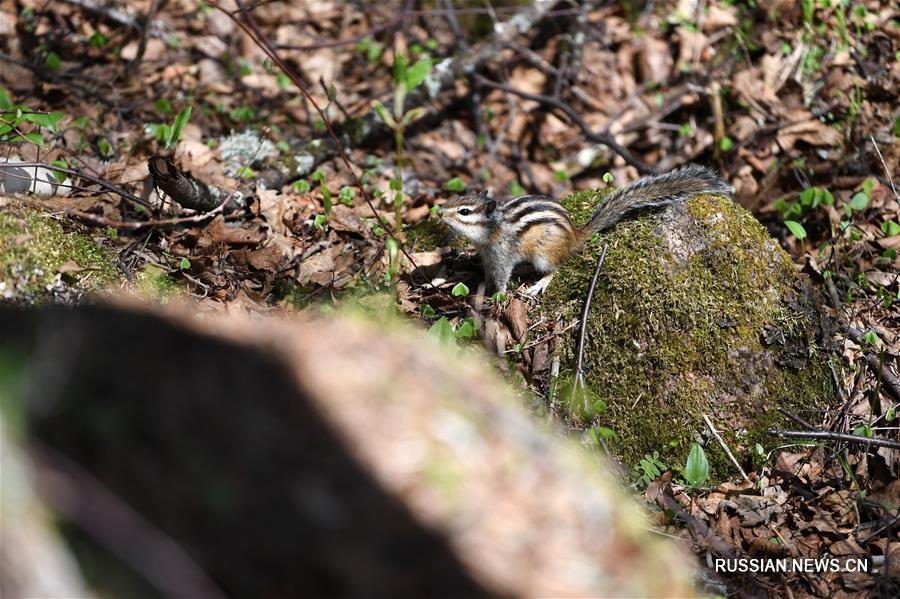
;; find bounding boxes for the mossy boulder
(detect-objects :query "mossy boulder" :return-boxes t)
[0,201,117,304]
[544,192,840,481]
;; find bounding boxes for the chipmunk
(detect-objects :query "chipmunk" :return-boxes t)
[438,164,732,295]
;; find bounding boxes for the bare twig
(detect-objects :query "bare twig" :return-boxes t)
[574,242,609,405]
[475,76,656,174]
[122,0,165,80]
[777,407,820,431]
[767,429,900,451]
[870,135,898,200]
[6,161,152,209]
[205,0,419,272]
[68,192,232,229]
[702,414,753,486]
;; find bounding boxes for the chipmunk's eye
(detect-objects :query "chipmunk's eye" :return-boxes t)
[459,208,472,216]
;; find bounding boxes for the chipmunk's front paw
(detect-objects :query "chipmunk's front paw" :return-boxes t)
[523,274,555,297]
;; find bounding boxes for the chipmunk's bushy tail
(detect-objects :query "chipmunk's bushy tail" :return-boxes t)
[583,164,732,235]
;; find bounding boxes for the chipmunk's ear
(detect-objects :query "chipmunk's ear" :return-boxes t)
[485,199,497,216]
[479,189,491,199]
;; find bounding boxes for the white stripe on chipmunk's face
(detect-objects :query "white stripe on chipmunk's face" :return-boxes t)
[438,193,496,246]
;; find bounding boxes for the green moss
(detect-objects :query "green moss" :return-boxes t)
[405,216,468,252]
[544,193,838,480]
[0,203,117,302]
[135,265,181,304]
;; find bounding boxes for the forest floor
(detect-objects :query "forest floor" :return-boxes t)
[1,0,899,596]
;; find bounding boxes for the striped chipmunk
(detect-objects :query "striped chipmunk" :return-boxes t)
[438,164,732,295]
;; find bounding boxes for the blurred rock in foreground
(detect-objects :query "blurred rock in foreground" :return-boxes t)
[0,303,696,597]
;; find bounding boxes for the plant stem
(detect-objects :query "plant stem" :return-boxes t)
[394,125,405,234]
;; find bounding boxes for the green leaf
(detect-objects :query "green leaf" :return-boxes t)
[602,172,614,184]
[50,158,68,183]
[427,317,455,346]
[178,258,191,270]
[684,443,710,486]
[420,304,435,317]
[455,319,477,339]
[45,51,61,70]
[852,424,873,438]
[446,177,465,192]
[371,100,396,128]
[311,168,326,183]
[321,185,333,215]
[887,407,896,421]
[598,426,617,440]
[881,220,900,236]
[490,291,506,303]
[292,179,311,193]
[451,282,469,297]
[0,86,12,110]
[22,111,64,133]
[313,214,327,229]
[392,53,408,84]
[18,131,44,147]
[155,98,173,116]
[399,107,423,127]
[863,330,878,345]
[784,220,807,240]
[849,191,870,212]
[165,106,192,150]
[339,186,355,206]
[719,136,734,151]
[800,187,816,206]
[404,58,433,91]
[89,32,108,48]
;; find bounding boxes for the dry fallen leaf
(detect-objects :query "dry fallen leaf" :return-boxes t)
[504,298,529,345]
[57,260,85,274]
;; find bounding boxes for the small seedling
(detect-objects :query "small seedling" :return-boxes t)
[451,282,469,297]
[683,443,710,486]
[446,177,465,192]
[784,220,807,240]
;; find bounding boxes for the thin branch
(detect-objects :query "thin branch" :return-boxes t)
[703,414,753,486]
[777,407,820,431]
[4,161,152,209]
[870,136,898,199]
[475,76,656,174]
[767,429,900,451]
[205,0,418,271]
[574,242,609,402]
[68,193,232,230]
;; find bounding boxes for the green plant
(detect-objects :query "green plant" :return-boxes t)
[426,316,479,346]
[143,105,192,150]
[634,451,667,487]
[683,443,710,486]
[451,282,469,297]
[372,48,433,232]
[446,177,465,192]
[0,87,64,149]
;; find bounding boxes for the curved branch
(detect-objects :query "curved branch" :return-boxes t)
[474,76,657,175]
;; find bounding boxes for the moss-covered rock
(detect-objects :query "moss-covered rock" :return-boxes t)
[0,201,117,304]
[544,191,839,481]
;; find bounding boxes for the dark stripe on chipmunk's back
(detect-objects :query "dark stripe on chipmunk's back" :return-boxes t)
[502,194,552,211]
[504,202,573,225]
[514,216,573,238]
